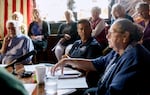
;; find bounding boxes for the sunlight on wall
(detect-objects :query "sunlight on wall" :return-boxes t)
[36,0,109,22]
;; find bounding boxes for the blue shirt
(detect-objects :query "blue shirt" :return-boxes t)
[69,37,102,59]
[1,34,34,64]
[91,44,150,95]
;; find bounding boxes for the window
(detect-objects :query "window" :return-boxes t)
[36,0,109,22]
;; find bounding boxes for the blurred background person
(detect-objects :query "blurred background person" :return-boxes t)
[28,8,49,63]
[0,20,34,65]
[111,3,134,24]
[54,9,79,61]
[12,11,27,35]
[89,6,108,50]
[28,8,49,52]
[135,2,150,51]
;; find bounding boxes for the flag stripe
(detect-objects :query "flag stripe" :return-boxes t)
[0,0,33,37]
[4,0,8,36]
[12,0,16,12]
[20,0,23,14]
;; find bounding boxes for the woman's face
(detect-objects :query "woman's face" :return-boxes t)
[12,14,19,21]
[91,10,99,20]
[137,7,149,19]
[106,24,127,52]
[33,10,40,21]
[65,12,71,22]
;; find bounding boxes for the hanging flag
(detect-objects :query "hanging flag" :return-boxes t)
[0,0,34,38]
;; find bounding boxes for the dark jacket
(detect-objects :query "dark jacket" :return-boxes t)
[92,44,150,95]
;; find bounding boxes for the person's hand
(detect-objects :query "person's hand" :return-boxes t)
[3,34,12,46]
[51,58,67,76]
[64,34,71,40]
[31,35,44,41]
[61,54,70,59]
[31,35,37,40]
[59,38,66,44]
[36,35,44,41]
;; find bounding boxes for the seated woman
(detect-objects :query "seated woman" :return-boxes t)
[28,8,49,52]
[51,18,150,95]
[54,10,79,61]
[89,6,108,49]
[111,3,134,24]
[135,2,150,51]
[28,8,49,63]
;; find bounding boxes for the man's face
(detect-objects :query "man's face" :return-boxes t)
[77,23,92,41]
[7,23,16,37]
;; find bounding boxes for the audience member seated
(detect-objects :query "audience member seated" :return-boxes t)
[54,10,79,61]
[62,19,103,87]
[28,8,49,52]
[135,2,150,51]
[12,11,27,35]
[0,67,28,95]
[111,3,134,24]
[89,6,108,49]
[51,18,150,95]
[0,20,34,65]
[28,8,49,63]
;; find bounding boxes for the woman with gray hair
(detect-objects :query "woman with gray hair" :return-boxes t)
[51,18,150,95]
[54,10,79,61]
[135,2,150,51]
[12,11,27,35]
[111,3,134,24]
[89,6,108,49]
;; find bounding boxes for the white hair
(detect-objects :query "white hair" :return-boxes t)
[91,6,101,14]
[6,20,22,35]
[12,11,23,23]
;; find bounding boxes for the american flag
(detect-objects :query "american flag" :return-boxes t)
[0,0,35,38]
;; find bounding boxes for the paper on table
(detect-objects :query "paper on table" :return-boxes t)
[58,77,88,89]
[24,64,88,89]
[24,64,45,72]
[58,89,76,95]
[46,67,82,79]
[24,83,37,95]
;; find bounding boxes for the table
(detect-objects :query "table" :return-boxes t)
[20,63,88,95]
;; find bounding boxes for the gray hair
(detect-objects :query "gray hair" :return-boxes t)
[112,18,143,42]
[111,3,126,19]
[135,2,149,11]
[91,6,101,14]
[12,11,23,23]
[6,20,22,35]
[64,9,75,21]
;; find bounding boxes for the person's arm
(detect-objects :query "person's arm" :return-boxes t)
[0,34,12,54]
[92,19,106,37]
[0,67,28,95]
[27,22,33,37]
[51,58,96,75]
